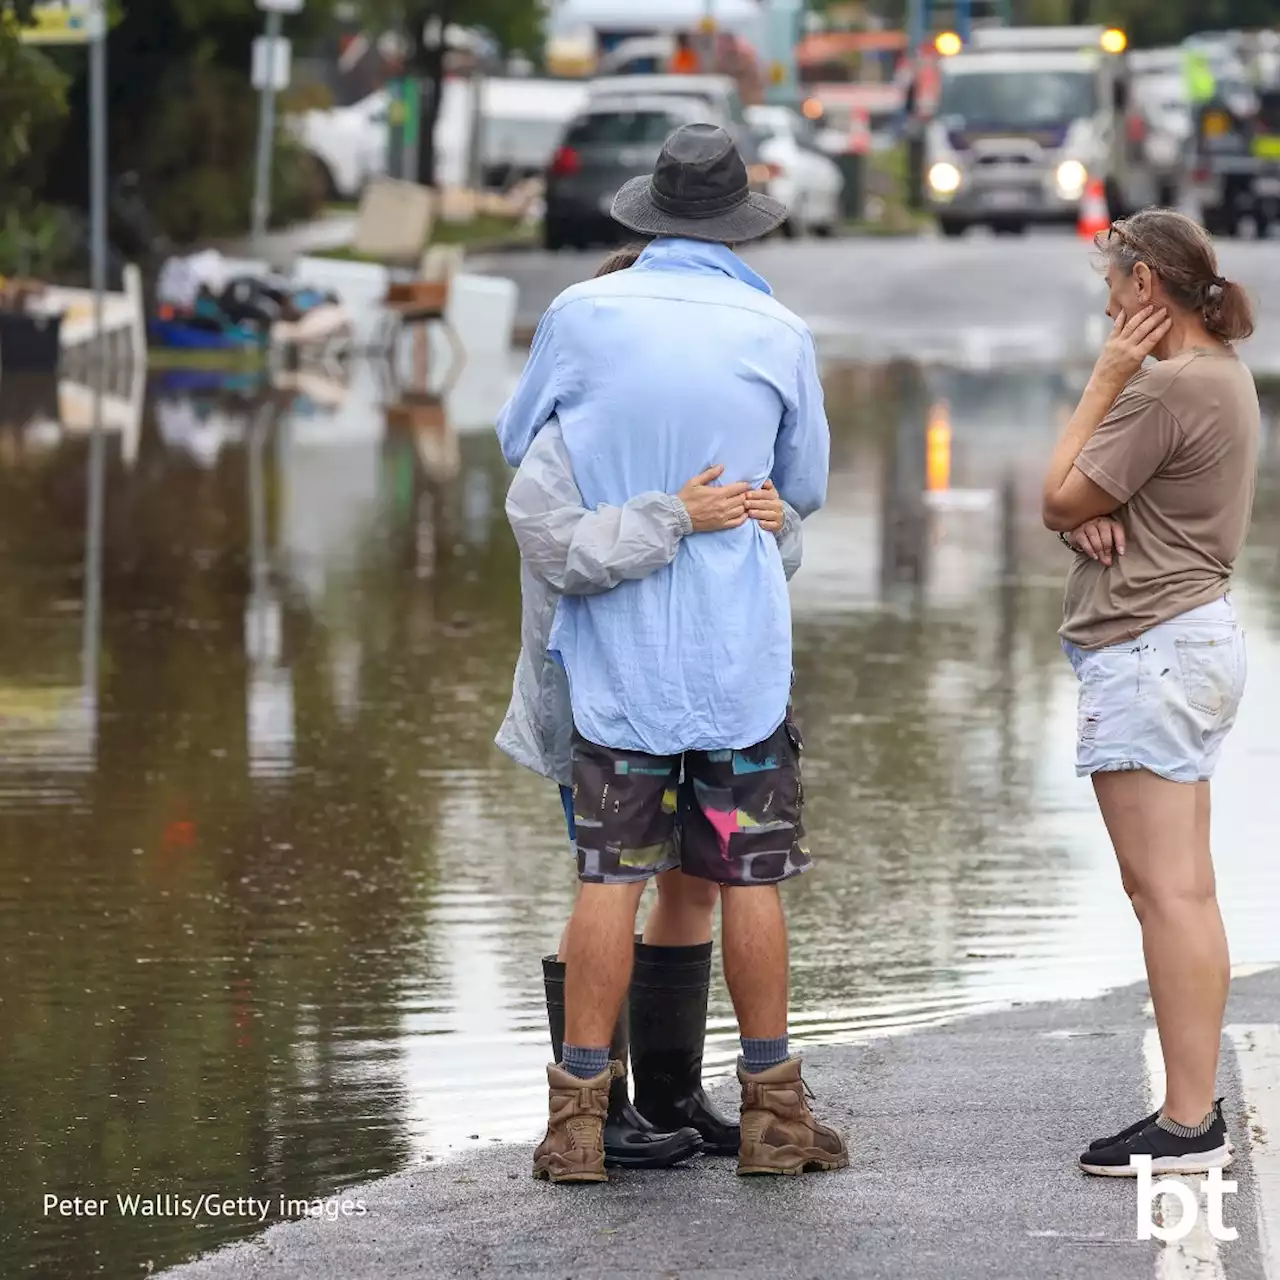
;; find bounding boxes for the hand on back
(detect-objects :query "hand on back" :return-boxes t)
[677,467,784,534]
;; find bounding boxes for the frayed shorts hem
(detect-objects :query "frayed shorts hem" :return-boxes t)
[1075,759,1204,784]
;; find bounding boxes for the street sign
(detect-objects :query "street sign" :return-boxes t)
[14,1,102,45]
[761,0,799,103]
[251,35,292,92]
[255,0,304,11]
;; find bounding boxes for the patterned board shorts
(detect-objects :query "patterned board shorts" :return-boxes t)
[568,715,812,887]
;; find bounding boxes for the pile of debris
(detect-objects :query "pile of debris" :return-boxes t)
[436,177,544,226]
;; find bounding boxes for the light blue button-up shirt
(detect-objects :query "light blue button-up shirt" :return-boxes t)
[496,238,829,755]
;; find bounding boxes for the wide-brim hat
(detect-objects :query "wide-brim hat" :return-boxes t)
[611,122,788,244]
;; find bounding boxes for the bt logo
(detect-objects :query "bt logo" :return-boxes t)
[1133,1157,1238,1243]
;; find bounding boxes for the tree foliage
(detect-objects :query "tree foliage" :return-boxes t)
[0,2,70,275]
[0,22,67,176]
[1009,0,1280,47]
[378,1,548,186]
[810,0,1280,47]
[14,0,549,241]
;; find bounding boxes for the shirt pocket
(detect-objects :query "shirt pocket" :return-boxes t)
[1175,635,1237,718]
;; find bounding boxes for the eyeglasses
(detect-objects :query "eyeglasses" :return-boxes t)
[1106,222,1138,249]
[1104,221,1152,263]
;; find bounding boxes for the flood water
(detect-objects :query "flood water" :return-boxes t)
[2,359,1279,1277]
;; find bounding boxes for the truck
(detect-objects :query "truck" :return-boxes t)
[1184,43,1280,239]
[923,25,1160,236]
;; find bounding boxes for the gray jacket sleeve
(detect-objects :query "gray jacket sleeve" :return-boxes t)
[505,421,693,596]
[778,500,803,581]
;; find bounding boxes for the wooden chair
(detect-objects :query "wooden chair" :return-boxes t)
[374,244,465,390]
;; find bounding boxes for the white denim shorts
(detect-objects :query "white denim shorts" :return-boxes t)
[1061,596,1247,784]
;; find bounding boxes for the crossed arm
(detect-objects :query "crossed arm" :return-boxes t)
[1042,306,1177,562]
[505,423,804,595]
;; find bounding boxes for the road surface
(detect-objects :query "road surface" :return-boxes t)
[475,232,1280,373]
[168,968,1280,1280]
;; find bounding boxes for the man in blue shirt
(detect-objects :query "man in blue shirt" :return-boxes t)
[497,124,844,1183]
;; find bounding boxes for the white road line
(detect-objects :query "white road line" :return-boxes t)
[1226,1024,1280,1280]
[1144,1028,1228,1280]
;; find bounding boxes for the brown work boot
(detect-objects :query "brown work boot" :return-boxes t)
[736,1057,849,1176]
[532,1061,620,1184]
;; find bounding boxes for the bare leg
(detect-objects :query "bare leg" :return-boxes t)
[562,881,647,1049]
[720,885,789,1040]
[643,870,718,946]
[1093,771,1229,1126]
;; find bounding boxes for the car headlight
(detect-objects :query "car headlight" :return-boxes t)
[1056,160,1087,198]
[928,162,961,194]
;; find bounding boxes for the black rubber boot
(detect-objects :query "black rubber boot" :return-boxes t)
[629,940,741,1156]
[542,956,702,1169]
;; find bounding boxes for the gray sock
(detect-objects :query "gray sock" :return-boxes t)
[1157,1107,1217,1138]
[741,1034,789,1074]
[562,1043,610,1080]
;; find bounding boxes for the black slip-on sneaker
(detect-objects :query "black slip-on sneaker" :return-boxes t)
[1088,1107,1234,1155]
[1087,1111,1159,1151]
[1079,1102,1231,1177]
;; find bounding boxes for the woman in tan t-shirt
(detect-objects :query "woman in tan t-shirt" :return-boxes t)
[1041,209,1260,1178]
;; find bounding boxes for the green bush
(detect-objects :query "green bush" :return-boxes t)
[0,23,71,278]
[0,204,75,279]
[138,59,325,244]
[280,79,335,114]
[0,24,68,177]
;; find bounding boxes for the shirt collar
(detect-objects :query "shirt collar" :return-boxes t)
[633,238,773,297]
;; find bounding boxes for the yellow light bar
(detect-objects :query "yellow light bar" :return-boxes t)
[935,31,962,57]
[1100,28,1127,54]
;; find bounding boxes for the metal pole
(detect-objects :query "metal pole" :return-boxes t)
[251,8,284,246]
[248,403,271,602]
[89,0,107,347]
[82,398,106,716]
[84,0,107,715]
[908,0,926,56]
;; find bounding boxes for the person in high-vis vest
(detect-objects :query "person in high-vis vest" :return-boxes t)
[670,31,701,74]
[1184,49,1216,106]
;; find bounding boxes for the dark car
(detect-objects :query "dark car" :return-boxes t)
[544,96,747,251]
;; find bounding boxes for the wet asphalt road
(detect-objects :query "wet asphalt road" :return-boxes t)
[166,968,1280,1280]
[474,231,1280,372]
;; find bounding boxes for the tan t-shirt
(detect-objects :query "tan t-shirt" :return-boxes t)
[1060,348,1260,649]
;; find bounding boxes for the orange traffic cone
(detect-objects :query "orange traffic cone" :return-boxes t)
[1077,178,1110,239]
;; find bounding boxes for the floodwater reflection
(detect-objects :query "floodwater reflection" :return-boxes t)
[1,360,1278,1277]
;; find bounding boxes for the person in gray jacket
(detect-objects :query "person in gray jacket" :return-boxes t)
[495,245,805,1170]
